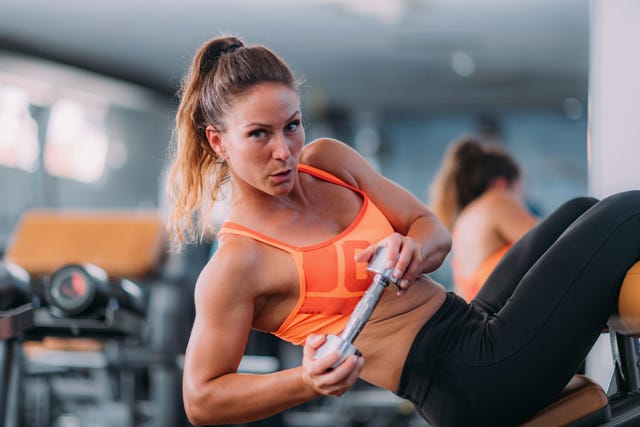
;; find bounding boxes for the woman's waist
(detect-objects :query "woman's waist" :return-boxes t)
[354,279,448,390]
[365,275,447,326]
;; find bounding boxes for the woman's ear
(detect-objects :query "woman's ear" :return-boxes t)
[205,125,225,157]
[490,177,509,190]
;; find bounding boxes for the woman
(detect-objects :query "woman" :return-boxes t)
[166,35,640,427]
[429,137,538,301]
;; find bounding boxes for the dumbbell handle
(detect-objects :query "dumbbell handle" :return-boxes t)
[340,273,390,343]
[313,274,390,366]
[313,246,397,366]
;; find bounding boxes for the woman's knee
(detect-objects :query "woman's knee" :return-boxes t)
[562,196,599,213]
[598,190,640,213]
[548,196,599,221]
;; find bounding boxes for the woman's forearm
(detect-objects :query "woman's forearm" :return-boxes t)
[184,366,320,425]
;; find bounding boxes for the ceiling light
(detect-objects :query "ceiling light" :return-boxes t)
[450,50,476,77]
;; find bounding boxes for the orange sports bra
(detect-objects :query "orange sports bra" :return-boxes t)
[452,244,511,302]
[217,164,394,345]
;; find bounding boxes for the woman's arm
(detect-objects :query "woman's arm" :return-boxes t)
[302,138,451,294]
[182,239,362,425]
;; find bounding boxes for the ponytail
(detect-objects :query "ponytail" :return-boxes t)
[429,136,520,230]
[165,35,298,251]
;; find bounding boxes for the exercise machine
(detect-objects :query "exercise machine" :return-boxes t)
[0,258,149,425]
[0,209,187,427]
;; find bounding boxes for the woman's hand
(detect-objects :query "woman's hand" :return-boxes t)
[354,233,425,296]
[300,334,364,397]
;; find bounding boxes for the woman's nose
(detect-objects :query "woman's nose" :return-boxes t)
[272,134,291,160]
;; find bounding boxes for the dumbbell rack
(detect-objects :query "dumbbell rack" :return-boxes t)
[0,303,145,427]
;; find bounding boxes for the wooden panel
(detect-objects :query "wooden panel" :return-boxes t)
[4,210,167,278]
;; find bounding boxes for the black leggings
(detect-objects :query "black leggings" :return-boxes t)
[397,191,640,427]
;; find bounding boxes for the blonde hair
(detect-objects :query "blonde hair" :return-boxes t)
[429,136,520,230]
[165,35,297,250]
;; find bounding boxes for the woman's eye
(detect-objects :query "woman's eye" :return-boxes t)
[285,120,301,132]
[249,129,267,139]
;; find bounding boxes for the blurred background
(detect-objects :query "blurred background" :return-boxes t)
[0,0,621,426]
[0,0,591,251]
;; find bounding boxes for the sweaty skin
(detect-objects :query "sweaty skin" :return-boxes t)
[181,83,450,426]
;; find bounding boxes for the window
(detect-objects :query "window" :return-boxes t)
[44,98,109,183]
[0,84,40,172]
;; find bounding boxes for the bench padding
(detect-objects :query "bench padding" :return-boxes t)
[519,375,609,427]
[609,261,640,336]
[4,210,167,278]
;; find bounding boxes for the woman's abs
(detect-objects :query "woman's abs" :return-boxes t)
[354,276,447,391]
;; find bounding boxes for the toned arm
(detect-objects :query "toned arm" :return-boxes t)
[182,241,319,425]
[302,138,451,283]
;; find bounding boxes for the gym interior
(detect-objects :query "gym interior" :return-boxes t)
[0,1,638,426]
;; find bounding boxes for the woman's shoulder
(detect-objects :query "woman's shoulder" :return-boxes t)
[457,187,536,241]
[195,236,264,298]
[481,188,527,212]
[301,137,351,164]
[300,138,363,187]
[468,188,516,210]
[456,189,512,226]
[212,233,265,272]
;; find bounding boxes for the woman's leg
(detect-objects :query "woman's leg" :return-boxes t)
[458,190,640,426]
[472,196,598,314]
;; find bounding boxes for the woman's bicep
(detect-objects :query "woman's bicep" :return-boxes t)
[336,143,431,232]
[304,138,437,233]
[183,260,255,390]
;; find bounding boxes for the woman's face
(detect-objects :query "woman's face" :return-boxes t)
[207,83,304,196]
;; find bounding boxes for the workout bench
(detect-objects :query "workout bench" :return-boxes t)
[0,209,169,427]
[4,209,166,278]
[520,261,640,426]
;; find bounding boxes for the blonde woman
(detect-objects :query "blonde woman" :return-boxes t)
[166,35,640,427]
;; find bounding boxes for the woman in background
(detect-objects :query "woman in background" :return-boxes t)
[430,137,538,301]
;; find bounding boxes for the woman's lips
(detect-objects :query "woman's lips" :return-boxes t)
[270,169,293,184]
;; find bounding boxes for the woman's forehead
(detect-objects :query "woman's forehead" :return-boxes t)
[228,83,300,124]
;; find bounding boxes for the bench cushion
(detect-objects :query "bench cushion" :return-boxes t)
[609,261,640,336]
[519,375,609,427]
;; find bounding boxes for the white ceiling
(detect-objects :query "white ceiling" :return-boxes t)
[0,0,591,115]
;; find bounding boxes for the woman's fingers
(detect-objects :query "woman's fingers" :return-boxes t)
[312,354,365,397]
[354,234,424,295]
[301,335,364,396]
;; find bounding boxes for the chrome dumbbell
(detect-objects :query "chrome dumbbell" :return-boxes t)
[314,246,398,368]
